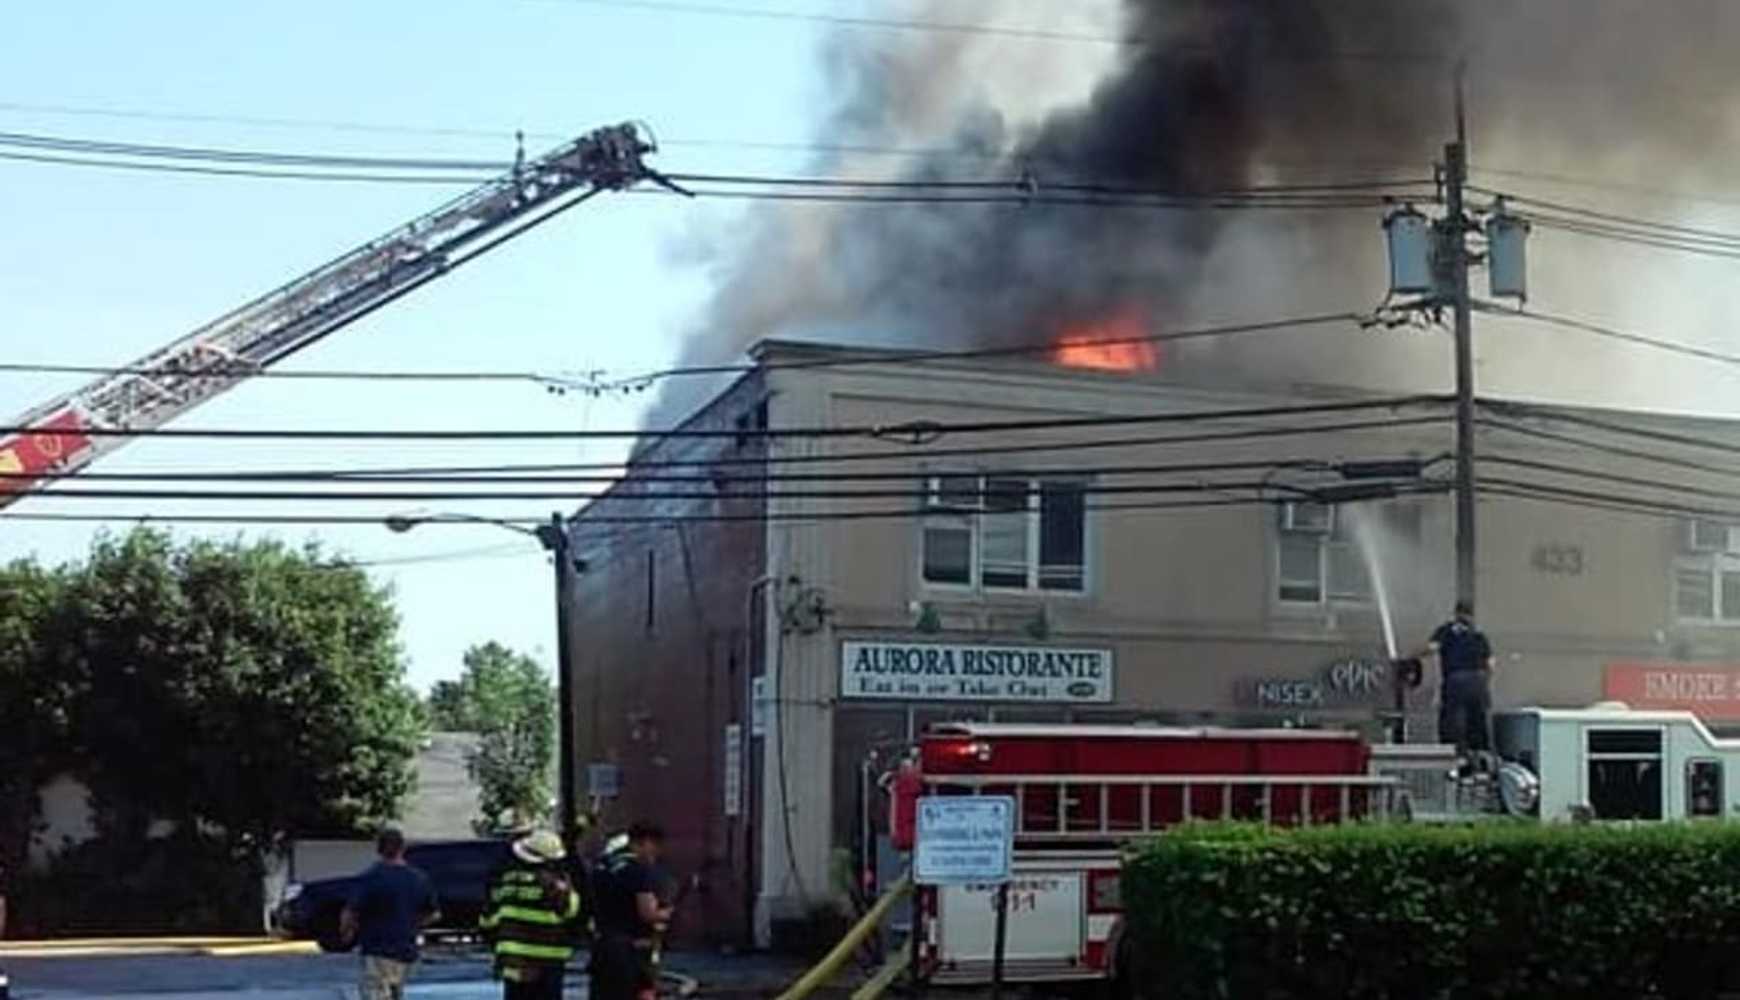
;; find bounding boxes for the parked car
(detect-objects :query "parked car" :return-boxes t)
[269,838,515,951]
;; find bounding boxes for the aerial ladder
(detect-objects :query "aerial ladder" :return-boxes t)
[0,122,671,509]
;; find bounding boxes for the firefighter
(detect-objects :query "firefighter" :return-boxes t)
[1415,600,1496,767]
[479,830,585,1000]
[591,822,672,1000]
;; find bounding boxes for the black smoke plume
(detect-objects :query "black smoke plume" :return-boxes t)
[653,0,1740,424]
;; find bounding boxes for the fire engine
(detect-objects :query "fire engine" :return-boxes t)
[886,721,1401,986]
[884,702,1740,989]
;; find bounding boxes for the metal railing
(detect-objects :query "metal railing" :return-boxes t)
[922,772,1403,838]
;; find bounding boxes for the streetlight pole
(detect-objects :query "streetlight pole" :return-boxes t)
[385,509,582,836]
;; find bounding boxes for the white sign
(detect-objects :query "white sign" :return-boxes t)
[938,874,1084,965]
[723,724,743,817]
[587,762,620,799]
[840,641,1113,703]
[751,676,769,737]
[915,796,1015,885]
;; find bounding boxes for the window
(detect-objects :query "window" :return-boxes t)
[1586,728,1662,820]
[920,475,1087,592]
[1674,557,1740,623]
[1687,759,1723,818]
[1274,503,1416,606]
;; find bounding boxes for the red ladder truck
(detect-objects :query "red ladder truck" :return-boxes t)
[887,722,1402,988]
[0,122,668,505]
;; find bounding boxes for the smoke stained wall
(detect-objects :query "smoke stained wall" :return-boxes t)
[653,0,1740,426]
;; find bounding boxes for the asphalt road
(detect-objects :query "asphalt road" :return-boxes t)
[1,946,799,1000]
[4,950,523,1000]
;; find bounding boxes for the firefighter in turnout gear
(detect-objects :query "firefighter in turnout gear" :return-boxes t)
[479,830,585,1000]
[591,823,671,1000]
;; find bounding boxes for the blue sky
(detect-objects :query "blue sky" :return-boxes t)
[0,0,854,689]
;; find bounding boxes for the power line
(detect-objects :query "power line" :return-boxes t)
[0,148,488,185]
[1479,188,1740,248]
[12,477,1350,504]
[346,542,544,568]
[0,138,1419,210]
[1471,163,1740,212]
[37,415,1448,481]
[1478,303,1740,370]
[0,312,1368,388]
[1487,401,1740,460]
[1480,476,1740,523]
[0,495,1294,529]
[0,99,1432,180]
[0,454,1434,486]
[1483,455,1740,506]
[1478,417,1740,483]
[0,359,562,382]
[573,312,1367,393]
[0,394,1445,442]
[523,0,1438,59]
[1526,214,1740,263]
[0,129,504,172]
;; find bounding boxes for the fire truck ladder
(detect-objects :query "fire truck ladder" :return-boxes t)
[0,122,672,509]
[925,772,1403,839]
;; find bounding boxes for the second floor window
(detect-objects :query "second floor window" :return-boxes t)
[1676,520,1740,624]
[922,475,1087,593]
[1276,501,1419,606]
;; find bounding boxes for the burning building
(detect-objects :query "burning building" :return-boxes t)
[566,0,1740,951]
[565,339,1740,948]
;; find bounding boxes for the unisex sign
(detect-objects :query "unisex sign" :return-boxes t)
[1605,662,1740,720]
[1244,658,1391,709]
[914,796,1015,885]
[840,641,1113,703]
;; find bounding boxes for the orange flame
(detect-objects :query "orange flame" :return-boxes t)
[1051,309,1160,373]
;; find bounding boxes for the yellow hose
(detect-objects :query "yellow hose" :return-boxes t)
[774,875,914,1000]
[850,949,912,1000]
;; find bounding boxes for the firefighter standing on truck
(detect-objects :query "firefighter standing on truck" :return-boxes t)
[1415,600,1496,768]
[592,822,671,1000]
[480,830,585,1000]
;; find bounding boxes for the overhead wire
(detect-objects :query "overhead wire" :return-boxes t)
[1478,416,1740,483]
[0,454,1437,486]
[17,415,1450,481]
[1476,303,1740,370]
[0,312,1365,387]
[0,394,1448,442]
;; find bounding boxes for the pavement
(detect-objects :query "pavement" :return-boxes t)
[0,942,815,1000]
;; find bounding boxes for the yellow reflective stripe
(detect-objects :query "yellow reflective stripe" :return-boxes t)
[560,890,580,920]
[479,911,501,930]
[496,940,573,961]
[496,905,567,926]
[493,884,545,902]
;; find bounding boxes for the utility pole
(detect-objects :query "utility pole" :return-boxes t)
[1445,62,1477,615]
[537,511,581,837]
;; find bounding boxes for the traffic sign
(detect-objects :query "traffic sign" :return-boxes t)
[914,795,1015,886]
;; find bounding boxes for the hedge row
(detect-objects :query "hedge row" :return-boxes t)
[1122,822,1740,1000]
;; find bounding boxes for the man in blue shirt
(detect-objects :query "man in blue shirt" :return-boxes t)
[1419,601,1496,764]
[340,829,440,1000]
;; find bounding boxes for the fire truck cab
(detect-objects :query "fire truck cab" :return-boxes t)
[1492,704,1740,822]
[893,722,1400,986]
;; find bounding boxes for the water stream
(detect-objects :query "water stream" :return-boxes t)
[1346,504,1399,660]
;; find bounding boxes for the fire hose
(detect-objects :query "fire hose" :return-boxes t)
[773,875,913,1000]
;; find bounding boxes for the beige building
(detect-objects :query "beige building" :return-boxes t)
[567,339,1740,947]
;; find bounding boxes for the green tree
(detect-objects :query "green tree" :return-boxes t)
[430,642,556,834]
[46,529,422,850]
[0,558,72,877]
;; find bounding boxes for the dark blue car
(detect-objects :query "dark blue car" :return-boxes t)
[269,839,515,951]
